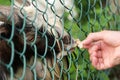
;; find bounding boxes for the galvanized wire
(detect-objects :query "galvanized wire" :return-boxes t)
[0,0,120,80]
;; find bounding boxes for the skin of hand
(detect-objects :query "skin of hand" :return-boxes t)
[81,30,120,70]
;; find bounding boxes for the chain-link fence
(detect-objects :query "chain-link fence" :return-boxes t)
[0,0,120,80]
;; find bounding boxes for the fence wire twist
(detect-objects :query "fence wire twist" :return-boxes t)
[0,0,120,80]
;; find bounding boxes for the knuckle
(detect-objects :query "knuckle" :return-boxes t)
[88,33,94,37]
[87,33,95,39]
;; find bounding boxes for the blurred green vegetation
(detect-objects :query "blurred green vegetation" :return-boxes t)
[64,0,120,80]
[0,0,10,5]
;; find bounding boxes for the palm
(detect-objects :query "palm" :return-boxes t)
[90,41,117,70]
[99,42,115,69]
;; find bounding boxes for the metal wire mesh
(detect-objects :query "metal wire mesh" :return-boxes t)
[0,0,120,80]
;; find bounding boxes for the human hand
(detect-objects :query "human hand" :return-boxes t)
[81,30,120,70]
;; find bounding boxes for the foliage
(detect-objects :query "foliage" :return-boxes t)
[0,0,10,5]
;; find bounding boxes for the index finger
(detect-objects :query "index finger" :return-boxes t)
[82,31,104,48]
